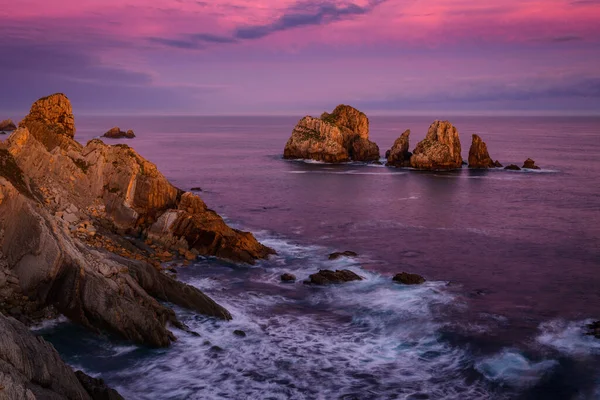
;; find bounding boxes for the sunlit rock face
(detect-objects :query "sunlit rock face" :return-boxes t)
[410,120,463,170]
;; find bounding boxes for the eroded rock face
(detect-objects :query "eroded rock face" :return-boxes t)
[0,119,16,132]
[468,134,495,169]
[304,269,363,285]
[283,105,380,163]
[103,127,135,139]
[386,129,412,167]
[411,121,462,170]
[522,158,541,170]
[393,272,426,285]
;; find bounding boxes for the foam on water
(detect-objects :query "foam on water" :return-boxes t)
[475,350,558,388]
[536,319,600,356]
[287,170,407,175]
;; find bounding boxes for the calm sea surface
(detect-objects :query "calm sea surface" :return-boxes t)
[36,116,600,399]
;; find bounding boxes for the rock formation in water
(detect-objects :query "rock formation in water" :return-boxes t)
[410,121,463,170]
[0,93,275,349]
[385,130,412,167]
[283,105,380,163]
[468,134,497,169]
[522,158,541,170]
[304,269,363,285]
[328,251,358,260]
[393,272,426,285]
[103,127,136,139]
[0,119,16,132]
[280,273,296,282]
[504,164,521,171]
[0,312,123,399]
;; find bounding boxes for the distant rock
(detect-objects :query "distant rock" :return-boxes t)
[0,119,16,132]
[522,158,540,170]
[280,273,296,282]
[283,105,380,163]
[493,160,503,168]
[328,251,358,260]
[504,164,521,171]
[103,127,135,139]
[385,129,412,167]
[468,134,496,169]
[190,187,203,192]
[393,272,426,285]
[585,321,600,339]
[410,121,463,170]
[304,269,363,285]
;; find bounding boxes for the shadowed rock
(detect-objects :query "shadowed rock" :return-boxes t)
[304,269,363,285]
[283,105,380,163]
[385,130,412,167]
[328,251,358,260]
[393,272,426,285]
[522,158,541,170]
[280,273,296,282]
[0,119,16,132]
[468,134,496,169]
[411,121,463,170]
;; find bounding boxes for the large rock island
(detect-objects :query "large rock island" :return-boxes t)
[410,121,463,170]
[283,105,380,163]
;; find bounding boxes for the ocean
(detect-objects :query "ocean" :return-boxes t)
[36,115,600,399]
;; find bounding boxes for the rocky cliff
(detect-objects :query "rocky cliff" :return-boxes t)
[385,129,412,167]
[283,105,380,163]
[410,121,463,170]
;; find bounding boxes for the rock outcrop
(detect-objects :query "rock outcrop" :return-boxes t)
[385,130,412,167]
[393,272,426,285]
[504,164,521,171]
[522,158,541,170]
[328,251,358,260]
[304,269,363,285]
[0,312,123,399]
[103,127,135,139]
[0,119,16,132]
[0,94,274,349]
[468,134,496,169]
[283,105,380,163]
[410,121,463,170]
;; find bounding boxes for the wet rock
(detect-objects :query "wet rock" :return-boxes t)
[411,121,463,170]
[102,127,135,139]
[304,269,363,285]
[504,164,521,171]
[385,129,412,167]
[392,272,426,285]
[585,321,600,339]
[280,273,296,282]
[328,251,358,260]
[283,105,380,163]
[233,330,247,337]
[75,370,124,400]
[0,119,16,132]
[468,134,496,169]
[522,158,541,170]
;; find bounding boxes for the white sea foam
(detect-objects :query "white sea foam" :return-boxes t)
[475,349,557,388]
[30,315,69,332]
[287,170,407,175]
[536,319,600,356]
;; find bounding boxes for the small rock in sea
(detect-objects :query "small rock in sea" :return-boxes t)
[493,160,503,168]
[210,345,224,352]
[103,126,136,139]
[190,187,203,192]
[280,273,296,282]
[585,321,600,339]
[233,330,247,337]
[504,164,521,171]
[304,269,363,285]
[386,130,412,167]
[522,158,541,170]
[392,272,426,285]
[0,119,17,132]
[328,251,358,260]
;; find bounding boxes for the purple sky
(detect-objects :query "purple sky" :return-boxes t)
[2,0,600,115]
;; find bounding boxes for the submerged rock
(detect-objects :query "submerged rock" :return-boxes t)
[328,251,358,260]
[504,164,521,171]
[468,134,496,169]
[280,273,296,282]
[522,158,541,170]
[410,121,463,170]
[283,105,380,163]
[103,127,136,139]
[0,119,16,132]
[304,269,363,285]
[393,272,426,285]
[385,129,412,167]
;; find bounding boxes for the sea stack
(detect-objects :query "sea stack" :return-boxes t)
[385,129,412,167]
[103,127,136,139]
[410,121,462,170]
[468,134,498,169]
[283,104,380,163]
[522,158,541,170]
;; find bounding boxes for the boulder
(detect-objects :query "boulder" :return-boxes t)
[233,330,246,337]
[385,130,412,167]
[304,269,363,285]
[585,321,600,339]
[0,119,17,132]
[283,105,380,163]
[410,121,463,170]
[504,164,521,171]
[522,158,540,170]
[468,134,496,169]
[280,273,296,282]
[102,127,135,139]
[328,251,358,260]
[392,272,426,285]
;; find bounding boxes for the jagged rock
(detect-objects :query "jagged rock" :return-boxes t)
[522,158,540,170]
[304,269,363,285]
[493,160,503,168]
[283,105,380,163]
[585,321,600,339]
[280,273,296,282]
[385,129,412,167]
[393,272,426,285]
[410,121,463,170]
[468,134,496,169]
[328,251,358,260]
[102,127,135,139]
[504,164,521,171]
[0,119,16,132]
[75,371,123,400]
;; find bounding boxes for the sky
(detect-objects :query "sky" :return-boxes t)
[1,0,600,115]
